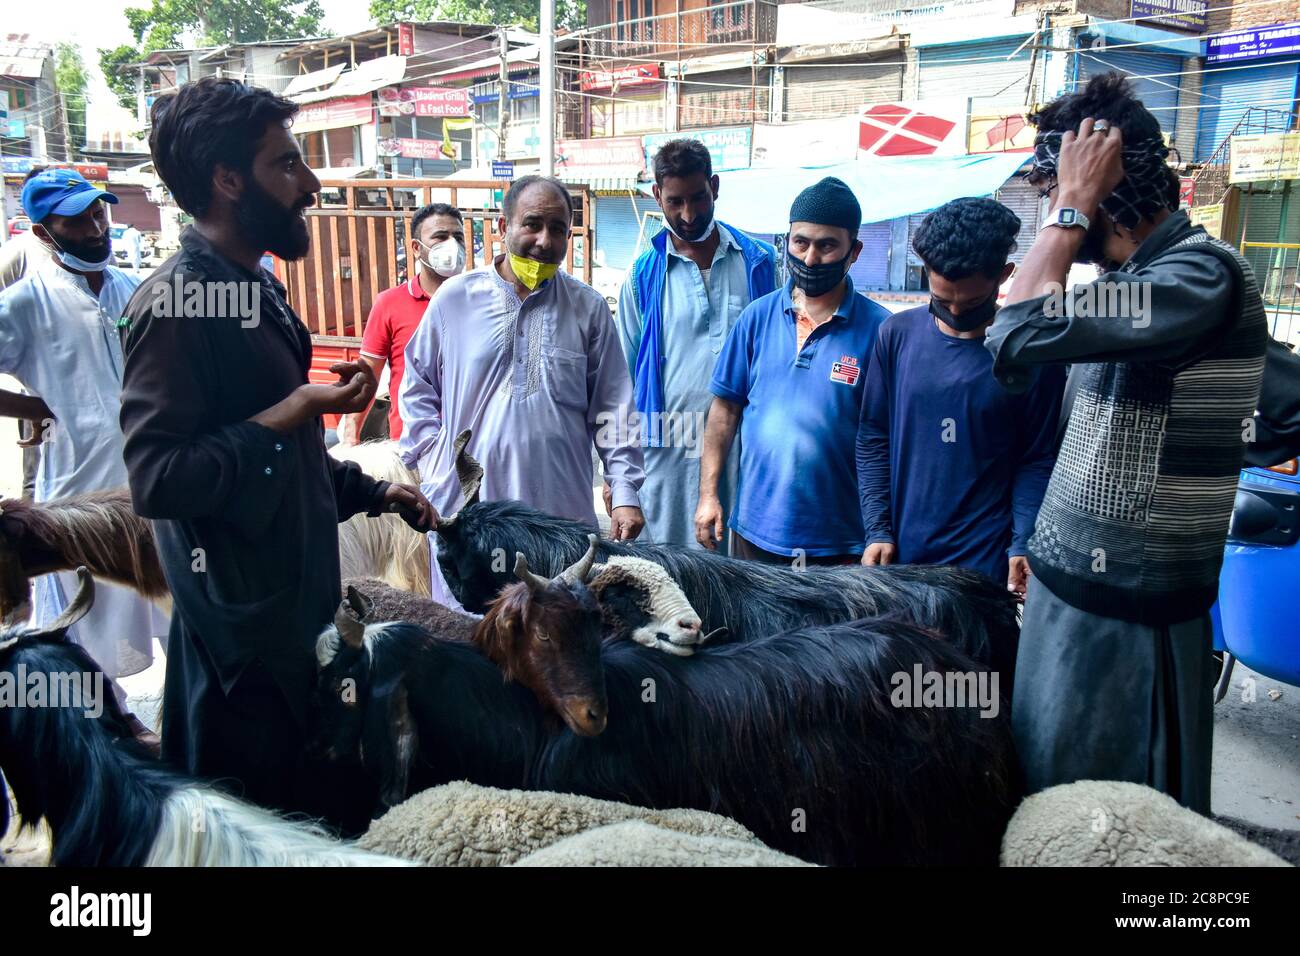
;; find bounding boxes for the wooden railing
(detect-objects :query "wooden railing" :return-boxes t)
[279,178,593,340]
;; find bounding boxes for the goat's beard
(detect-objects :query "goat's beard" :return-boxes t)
[235,178,312,261]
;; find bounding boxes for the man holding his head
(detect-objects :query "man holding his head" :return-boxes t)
[615,139,776,548]
[857,197,1063,595]
[696,176,889,563]
[399,174,646,606]
[118,78,434,812]
[986,73,1268,810]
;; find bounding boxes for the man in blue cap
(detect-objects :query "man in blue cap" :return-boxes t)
[696,176,891,563]
[0,168,168,741]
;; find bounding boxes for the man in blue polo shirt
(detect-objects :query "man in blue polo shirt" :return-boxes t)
[695,177,890,563]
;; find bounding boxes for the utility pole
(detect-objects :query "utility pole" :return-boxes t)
[497,27,509,163]
[540,0,556,176]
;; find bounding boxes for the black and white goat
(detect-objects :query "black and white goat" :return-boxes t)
[0,569,410,867]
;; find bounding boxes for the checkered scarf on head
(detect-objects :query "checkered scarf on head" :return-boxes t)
[1031,129,1176,231]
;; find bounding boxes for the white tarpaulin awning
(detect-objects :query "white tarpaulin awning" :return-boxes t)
[637,152,1033,231]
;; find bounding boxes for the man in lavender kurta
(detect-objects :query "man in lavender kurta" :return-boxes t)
[399,175,647,607]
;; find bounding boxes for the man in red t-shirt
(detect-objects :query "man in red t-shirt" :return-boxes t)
[341,202,466,442]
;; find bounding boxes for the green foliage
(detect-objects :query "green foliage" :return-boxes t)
[367,0,588,33]
[55,43,89,153]
[121,0,326,49]
[99,45,143,114]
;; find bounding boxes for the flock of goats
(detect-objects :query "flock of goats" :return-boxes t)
[0,430,1053,867]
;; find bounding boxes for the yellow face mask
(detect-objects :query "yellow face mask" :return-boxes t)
[508,253,560,290]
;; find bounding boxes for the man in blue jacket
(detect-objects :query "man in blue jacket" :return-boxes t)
[697,177,889,564]
[615,139,775,548]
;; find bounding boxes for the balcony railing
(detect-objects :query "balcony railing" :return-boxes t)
[1193,107,1293,208]
[580,0,777,63]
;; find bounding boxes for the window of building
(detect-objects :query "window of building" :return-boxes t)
[297,126,362,170]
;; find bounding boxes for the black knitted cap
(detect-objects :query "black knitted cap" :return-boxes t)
[789,176,862,236]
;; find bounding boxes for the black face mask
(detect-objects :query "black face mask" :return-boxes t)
[929,291,998,333]
[787,249,851,298]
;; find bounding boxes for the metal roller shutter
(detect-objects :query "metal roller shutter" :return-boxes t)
[919,38,1034,112]
[1077,49,1182,137]
[1240,186,1286,246]
[993,176,1042,265]
[906,212,929,268]
[678,68,767,130]
[784,58,905,123]
[850,221,891,291]
[1196,62,1298,162]
[595,194,658,271]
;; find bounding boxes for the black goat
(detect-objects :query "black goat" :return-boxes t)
[313,578,1020,866]
[435,498,1021,693]
[0,569,407,866]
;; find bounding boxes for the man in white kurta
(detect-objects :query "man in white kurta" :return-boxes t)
[0,170,167,696]
[399,177,646,608]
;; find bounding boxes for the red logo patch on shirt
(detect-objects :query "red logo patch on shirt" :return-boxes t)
[830,355,860,386]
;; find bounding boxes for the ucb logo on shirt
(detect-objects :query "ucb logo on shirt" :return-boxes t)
[830,354,860,386]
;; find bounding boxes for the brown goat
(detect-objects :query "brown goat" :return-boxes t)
[0,490,169,622]
[332,535,610,738]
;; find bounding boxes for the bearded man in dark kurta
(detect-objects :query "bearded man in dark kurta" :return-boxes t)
[119,78,435,816]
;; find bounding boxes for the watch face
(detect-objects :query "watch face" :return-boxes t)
[1058,209,1077,225]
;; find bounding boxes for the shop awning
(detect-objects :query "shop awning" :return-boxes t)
[636,152,1033,232]
[557,166,645,192]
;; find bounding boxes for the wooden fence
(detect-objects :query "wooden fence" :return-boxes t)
[278,177,593,343]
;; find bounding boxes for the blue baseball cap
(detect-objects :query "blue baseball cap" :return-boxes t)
[21,168,118,224]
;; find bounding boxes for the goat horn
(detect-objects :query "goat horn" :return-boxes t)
[452,429,484,509]
[514,552,551,592]
[334,597,366,649]
[345,585,374,621]
[37,567,95,637]
[560,534,599,586]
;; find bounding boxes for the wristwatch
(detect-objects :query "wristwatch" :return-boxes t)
[1043,207,1091,231]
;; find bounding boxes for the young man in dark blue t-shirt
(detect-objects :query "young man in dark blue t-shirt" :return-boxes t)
[697,177,890,564]
[857,197,1064,595]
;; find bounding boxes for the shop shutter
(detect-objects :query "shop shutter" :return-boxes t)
[783,58,905,123]
[994,176,1043,264]
[850,220,892,290]
[595,194,659,271]
[1196,62,1298,162]
[1077,49,1182,137]
[918,38,1034,112]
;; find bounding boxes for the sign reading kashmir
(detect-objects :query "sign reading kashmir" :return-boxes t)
[377,86,471,117]
[643,127,753,171]
[1208,21,1300,62]
[1229,132,1300,183]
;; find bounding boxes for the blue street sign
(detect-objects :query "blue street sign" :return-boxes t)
[491,161,515,179]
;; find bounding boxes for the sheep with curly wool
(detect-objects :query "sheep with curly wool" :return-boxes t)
[1001,780,1292,867]
[511,821,815,867]
[357,781,762,867]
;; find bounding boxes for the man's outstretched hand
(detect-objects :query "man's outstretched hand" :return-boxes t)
[383,482,438,532]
